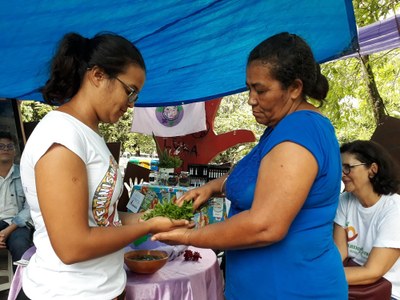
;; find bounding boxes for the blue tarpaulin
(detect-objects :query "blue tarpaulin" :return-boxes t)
[0,0,358,107]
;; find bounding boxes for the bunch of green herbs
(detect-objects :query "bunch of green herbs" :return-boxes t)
[142,200,194,221]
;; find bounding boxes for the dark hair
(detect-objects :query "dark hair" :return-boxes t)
[41,32,146,105]
[247,32,329,104]
[0,131,16,144]
[340,140,400,195]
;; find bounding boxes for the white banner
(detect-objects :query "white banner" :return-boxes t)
[131,102,206,137]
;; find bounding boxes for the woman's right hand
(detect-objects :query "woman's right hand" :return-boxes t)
[175,184,214,210]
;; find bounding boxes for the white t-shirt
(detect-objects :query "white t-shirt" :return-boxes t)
[20,111,125,300]
[334,192,400,300]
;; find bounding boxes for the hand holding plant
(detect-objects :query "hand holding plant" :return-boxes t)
[141,200,194,221]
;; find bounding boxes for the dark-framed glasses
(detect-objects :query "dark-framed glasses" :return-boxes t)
[0,143,15,151]
[342,163,367,175]
[115,77,139,104]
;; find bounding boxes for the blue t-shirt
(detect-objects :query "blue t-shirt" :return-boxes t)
[225,111,347,299]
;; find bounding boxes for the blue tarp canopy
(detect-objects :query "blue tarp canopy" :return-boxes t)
[0,0,357,107]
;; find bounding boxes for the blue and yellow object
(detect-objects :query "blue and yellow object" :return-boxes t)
[129,157,159,171]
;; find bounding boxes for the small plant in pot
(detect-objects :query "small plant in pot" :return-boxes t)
[153,133,183,182]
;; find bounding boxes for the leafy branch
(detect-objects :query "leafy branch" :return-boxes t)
[141,200,194,221]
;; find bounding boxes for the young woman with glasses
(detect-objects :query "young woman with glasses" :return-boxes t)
[19,32,190,300]
[334,140,400,300]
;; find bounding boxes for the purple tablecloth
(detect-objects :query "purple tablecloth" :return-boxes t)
[8,246,224,300]
[125,247,223,300]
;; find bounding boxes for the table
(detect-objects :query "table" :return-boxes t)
[8,246,224,300]
[125,247,223,300]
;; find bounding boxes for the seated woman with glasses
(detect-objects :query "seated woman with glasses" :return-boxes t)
[334,140,400,300]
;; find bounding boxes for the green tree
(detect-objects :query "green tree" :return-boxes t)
[99,108,156,155]
[322,48,400,143]
[353,0,399,125]
[352,0,398,26]
[20,101,54,122]
[212,93,264,164]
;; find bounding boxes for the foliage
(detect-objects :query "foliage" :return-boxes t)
[152,132,183,168]
[20,101,55,122]
[141,200,194,221]
[98,108,156,155]
[212,93,263,164]
[321,48,400,143]
[352,0,399,26]
[345,0,400,126]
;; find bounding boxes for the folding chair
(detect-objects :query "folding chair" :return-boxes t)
[0,249,13,291]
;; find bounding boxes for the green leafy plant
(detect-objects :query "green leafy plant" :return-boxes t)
[141,200,194,221]
[152,133,183,168]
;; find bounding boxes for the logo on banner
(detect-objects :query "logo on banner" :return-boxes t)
[155,106,184,127]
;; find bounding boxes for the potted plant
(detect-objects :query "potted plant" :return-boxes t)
[152,133,183,179]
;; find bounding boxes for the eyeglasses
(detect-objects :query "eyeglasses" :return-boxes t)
[115,77,139,104]
[0,143,15,151]
[342,163,367,175]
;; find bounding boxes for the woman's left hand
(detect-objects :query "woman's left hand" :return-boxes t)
[151,227,193,246]
[145,216,194,235]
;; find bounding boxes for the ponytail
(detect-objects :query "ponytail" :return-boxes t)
[42,33,91,105]
[305,64,329,102]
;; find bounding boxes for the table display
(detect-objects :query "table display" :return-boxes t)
[125,246,224,300]
[127,184,227,227]
[8,246,224,300]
